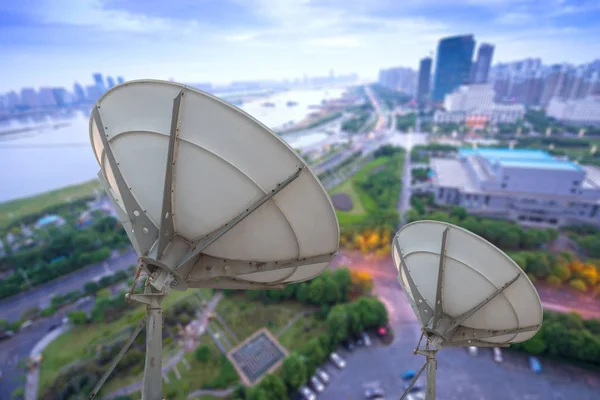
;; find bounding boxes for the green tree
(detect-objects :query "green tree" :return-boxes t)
[295,283,310,303]
[257,374,286,400]
[326,304,349,344]
[300,338,326,376]
[281,353,307,390]
[84,281,100,295]
[449,206,467,221]
[333,268,352,302]
[195,344,211,362]
[308,277,326,305]
[67,311,88,325]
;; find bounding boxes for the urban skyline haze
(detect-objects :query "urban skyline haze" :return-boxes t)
[2,0,600,91]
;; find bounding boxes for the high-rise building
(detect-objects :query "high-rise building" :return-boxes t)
[93,73,105,94]
[73,82,86,104]
[471,43,494,84]
[5,91,20,110]
[52,88,70,107]
[85,85,102,102]
[20,88,38,108]
[38,88,57,107]
[378,67,417,94]
[417,57,432,108]
[540,65,566,106]
[432,34,476,103]
[106,76,116,89]
[116,76,125,84]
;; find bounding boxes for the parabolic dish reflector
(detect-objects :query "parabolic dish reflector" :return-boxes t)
[392,220,542,347]
[89,80,339,290]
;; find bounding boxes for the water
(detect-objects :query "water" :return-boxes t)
[0,88,347,202]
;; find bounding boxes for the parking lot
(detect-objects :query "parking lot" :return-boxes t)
[308,335,600,400]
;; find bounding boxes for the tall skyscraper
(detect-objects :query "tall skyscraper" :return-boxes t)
[116,76,125,84]
[73,82,86,104]
[417,57,432,108]
[106,76,116,89]
[471,43,494,84]
[432,35,475,103]
[93,73,105,94]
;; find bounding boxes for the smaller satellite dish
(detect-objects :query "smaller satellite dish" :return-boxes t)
[392,220,542,400]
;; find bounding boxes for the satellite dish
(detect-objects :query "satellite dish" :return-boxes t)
[392,220,542,400]
[86,80,339,400]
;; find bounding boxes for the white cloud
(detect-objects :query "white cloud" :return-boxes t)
[306,36,362,47]
[495,12,533,25]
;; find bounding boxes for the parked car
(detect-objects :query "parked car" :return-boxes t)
[406,392,425,400]
[310,376,325,393]
[330,352,346,369]
[493,347,503,363]
[316,368,330,384]
[468,346,478,357]
[529,357,542,374]
[403,382,423,393]
[299,385,316,400]
[362,331,372,347]
[47,323,60,332]
[342,339,356,352]
[355,336,365,347]
[364,387,386,399]
[401,369,416,381]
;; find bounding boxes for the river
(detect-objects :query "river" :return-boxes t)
[0,87,347,203]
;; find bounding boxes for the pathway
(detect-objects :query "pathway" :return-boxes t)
[24,324,72,400]
[103,292,223,400]
[275,310,317,338]
[187,386,236,399]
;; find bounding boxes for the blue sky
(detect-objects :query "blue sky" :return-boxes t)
[1,0,599,91]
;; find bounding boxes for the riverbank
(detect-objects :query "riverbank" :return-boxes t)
[0,179,101,229]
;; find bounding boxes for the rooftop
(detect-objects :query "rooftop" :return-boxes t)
[459,148,551,160]
[459,148,582,171]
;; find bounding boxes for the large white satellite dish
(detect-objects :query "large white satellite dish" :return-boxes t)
[392,220,543,400]
[86,80,339,400]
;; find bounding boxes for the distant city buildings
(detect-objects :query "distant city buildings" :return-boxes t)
[491,60,600,111]
[378,66,417,95]
[471,43,494,84]
[435,84,525,124]
[432,35,475,103]
[546,96,600,125]
[417,57,432,109]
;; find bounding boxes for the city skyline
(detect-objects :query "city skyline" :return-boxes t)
[2,0,600,92]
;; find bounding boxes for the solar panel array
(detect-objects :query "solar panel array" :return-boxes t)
[230,331,286,383]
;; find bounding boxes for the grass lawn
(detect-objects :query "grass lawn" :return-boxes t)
[39,289,212,393]
[215,294,306,342]
[278,313,328,352]
[330,180,365,215]
[0,179,101,229]
[159,335,238,400]
[330,156,396,227]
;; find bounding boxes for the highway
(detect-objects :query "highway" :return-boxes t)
[0,300,95,398]
[0,250,137,323]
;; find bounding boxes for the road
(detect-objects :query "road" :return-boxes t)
[364,86,388,132]
[329,250,600,400]
[0,250,137,323]
[0,300,94,399]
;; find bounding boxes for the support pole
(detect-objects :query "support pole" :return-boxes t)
[142,304,164,400]
[128,282,167,400]
[424,350,438,400]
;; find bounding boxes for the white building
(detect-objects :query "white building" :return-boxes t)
[546,96,600,125]
[429,148,600,227]
[444,84,495,112]
[435,84,525,124]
